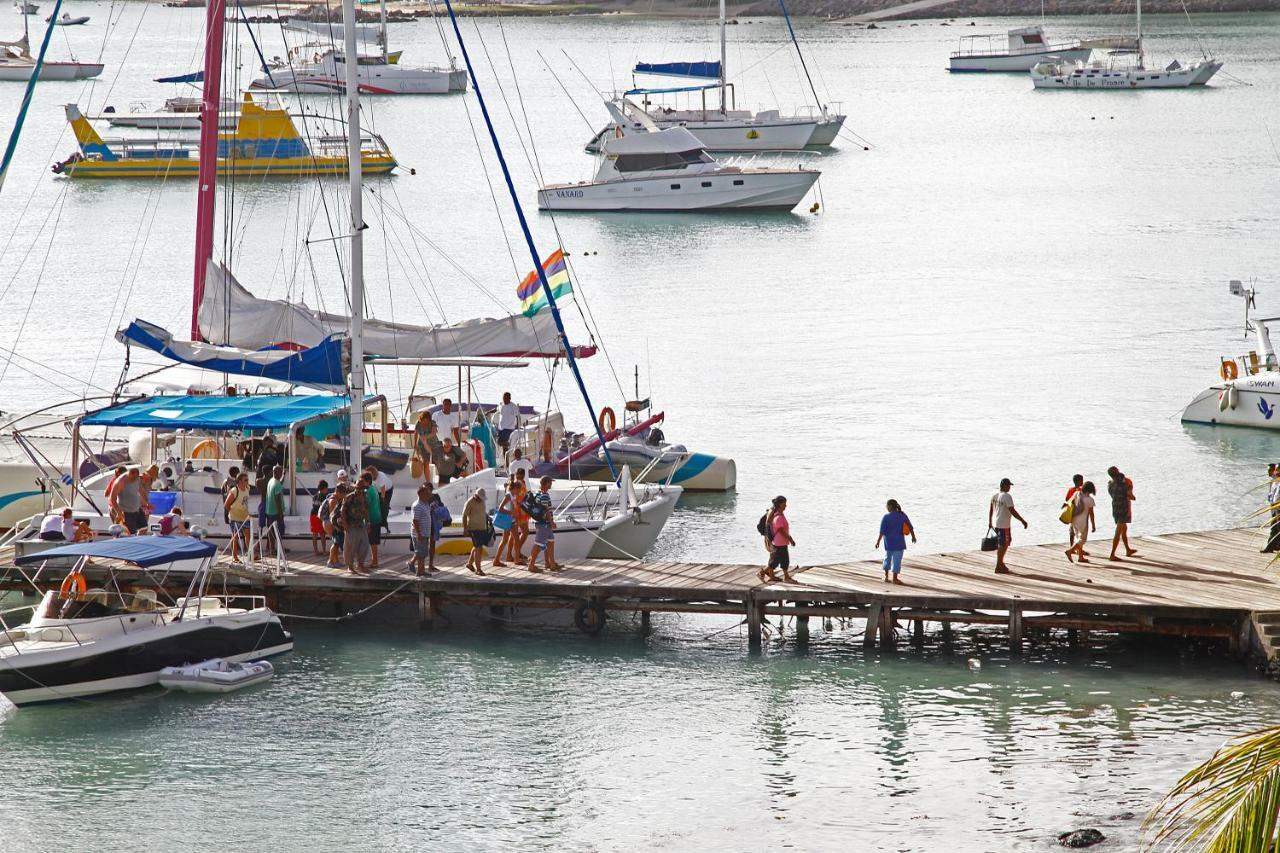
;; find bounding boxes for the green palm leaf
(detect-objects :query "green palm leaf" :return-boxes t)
[1145,724,1280,852]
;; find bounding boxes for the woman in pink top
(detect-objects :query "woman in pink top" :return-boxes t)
[759,495,796,584]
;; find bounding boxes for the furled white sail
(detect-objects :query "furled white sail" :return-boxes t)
[196,262,582,359]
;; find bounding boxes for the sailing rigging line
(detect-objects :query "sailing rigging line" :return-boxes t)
[536,51,594,132]
[0,0,64,194]
[0,341,111,397]
[779,0,821,109]
[0,186,67,389]
[442,0,616,479]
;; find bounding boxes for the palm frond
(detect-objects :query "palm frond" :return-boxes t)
[1145,724,1280,852]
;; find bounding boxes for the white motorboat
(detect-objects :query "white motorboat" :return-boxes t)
[0,34,102,81]
[13,0,36,14]
[949,25,1092,72]
[159,658,274,693]
[1030,0,1221,89]
[544,101,818,213]
[0,537,293,707]
[1181,280,1280,430]
[585,0,843,152]
[251,2,464,94]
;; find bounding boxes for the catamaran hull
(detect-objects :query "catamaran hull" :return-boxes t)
[0,61,102,81]
[1181,381,1280,429]
[949,48,1090,72]
[1031,60,1223,88]
[568,452,737,491]
[0,616,292,706]
[538,170,818,213]
[251,68,467,95]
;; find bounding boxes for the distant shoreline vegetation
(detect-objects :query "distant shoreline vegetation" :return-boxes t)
[205,0,1280,19]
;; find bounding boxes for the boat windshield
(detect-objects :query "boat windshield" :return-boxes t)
[613,149,710,173]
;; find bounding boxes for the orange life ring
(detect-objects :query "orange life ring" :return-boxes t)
[58,572,86,601]
[191,438,222,459]
[541,428,554,461]
[1221,360,1239,381]
[598,407,617,434]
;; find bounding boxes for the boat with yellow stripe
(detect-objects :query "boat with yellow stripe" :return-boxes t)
[52,92,397,178]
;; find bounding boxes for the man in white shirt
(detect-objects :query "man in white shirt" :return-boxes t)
[39,508,75,541]
[509,447,534,479]
[497,391,520,457]
[432,399,461,444]
[987,477,1027,575]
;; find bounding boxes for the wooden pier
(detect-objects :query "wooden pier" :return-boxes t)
[5,526,1280,659]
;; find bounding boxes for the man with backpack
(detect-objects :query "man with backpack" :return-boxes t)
[524,475,562,573]
[340,477,371,573]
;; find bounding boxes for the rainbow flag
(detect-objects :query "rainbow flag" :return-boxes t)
[517,249,572,317]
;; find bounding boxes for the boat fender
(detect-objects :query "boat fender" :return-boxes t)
[598,407,617,435]
[573,599,606,635]
[1219,390,1230,412]
[1221,360,1239,381]
[58,572,86,601]
[1229,384,1240,410]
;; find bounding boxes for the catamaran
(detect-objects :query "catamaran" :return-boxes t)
[1181,280,1280,430]
[585,0,842,152]
[1030,0,1221,89]
[545,99,819,213]
[51,92,397,178]
[251,7,465,94]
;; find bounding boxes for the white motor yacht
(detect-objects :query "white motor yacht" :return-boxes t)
[544,100,818,213]
[0,536,292,706]
[1182,280,1280,430]
[949,25,1092,72]
[1030,0,1220,89]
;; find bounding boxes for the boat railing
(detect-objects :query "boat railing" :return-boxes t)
[951,36,1084,58]
[175,593,267,619]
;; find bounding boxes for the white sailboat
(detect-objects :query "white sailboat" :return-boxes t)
[585,0,843,153]
[251,1,465,94]
[1181,280,1280,430]
[1031,0,1221,89]
[546,99,818,213]
[0,5,101,81]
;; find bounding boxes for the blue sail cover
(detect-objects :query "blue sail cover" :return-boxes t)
[118,319,346,390]
[625,84,720,96]
[633,61,722,79]
[154,71,204,84]
[15,535,217,567]
[82,394,353,431]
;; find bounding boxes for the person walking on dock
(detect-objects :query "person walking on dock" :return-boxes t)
[361,471,383,570]
[525,475,562,573]
[509,468,530,563]
[1264,464,1280,553]
[463,488,489,576]
[324,485,347,569]
[759,495,796,584]
[1107,466,1138,561]
[988,478,1027,574]
[875,499,915,584]
[411,484,435,576]
[1064,474,1084,550]
[340,480,371,574]
[310,480,329,556]
[224,472,252,564]
[492,480,517,569]
[1064,481,1097,563]
[264,465,286,554]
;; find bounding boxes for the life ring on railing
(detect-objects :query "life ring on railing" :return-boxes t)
[598,407,617,435]
[541,428,554,462]
[1221,360,1239,381]
[190,439,222,460]
[58,572,86,601]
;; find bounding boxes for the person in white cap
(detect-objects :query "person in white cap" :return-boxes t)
[462,487,489,576]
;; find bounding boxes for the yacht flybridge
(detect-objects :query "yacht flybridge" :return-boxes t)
[251,6,465,94]
[544,100,819,213]
[0,536,292,706]
[585,0,843,152]
[1030,0,1221,89]
[1181,280,1280,430]
[948,26,1092,72]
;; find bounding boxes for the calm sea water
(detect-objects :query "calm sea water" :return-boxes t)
[2,7,1280,850]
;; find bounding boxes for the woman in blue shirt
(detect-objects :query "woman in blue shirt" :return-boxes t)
[875,499,916,584]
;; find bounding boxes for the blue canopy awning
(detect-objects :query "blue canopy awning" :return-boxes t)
[625,84,721,96]
[82,394,355,431]
[16,535,216,567]
[154,71,203,84]
[634,61,721,80]
[118,319,346,390]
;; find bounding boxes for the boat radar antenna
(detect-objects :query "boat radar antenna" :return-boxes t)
[1230,279,1258,337]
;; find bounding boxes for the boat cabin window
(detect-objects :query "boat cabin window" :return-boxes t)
[733,179,744,186]
[1021,33,1044,44]
[701,181,712,187]
[670,184,681,189]
[612,149,709,173]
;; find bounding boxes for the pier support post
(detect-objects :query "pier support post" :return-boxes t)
[941,620,953,645]
[1009,608,1023,653]
[640,609,651,636]
[796,602,809,644]
[418,589,430,630]
[912,618,924,645]
[1068,628,1078,647]
[747,595,762,648]
[880,606,895,647]
[864,602,881,648]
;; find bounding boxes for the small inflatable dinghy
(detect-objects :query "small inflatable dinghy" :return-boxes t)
[158,658,274,693]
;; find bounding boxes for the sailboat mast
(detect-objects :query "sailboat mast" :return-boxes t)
[1136,0,1143,66]
[718,0,726,113]
[190,0,226,341]
[343,0,365,473]
[378,0,389,64]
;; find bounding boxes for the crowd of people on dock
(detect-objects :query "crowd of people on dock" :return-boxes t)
[756,466,1142,584]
